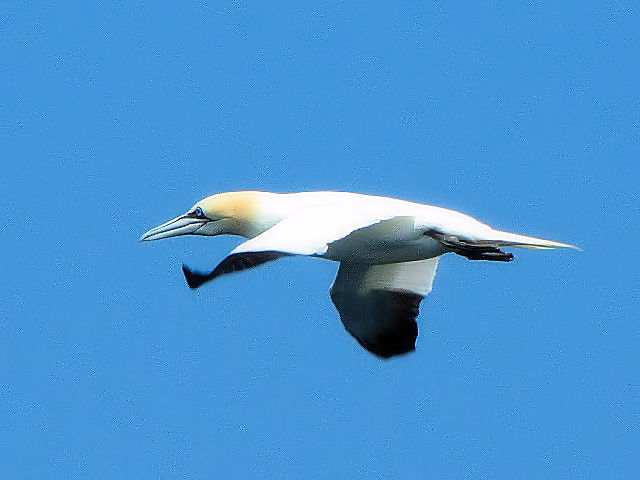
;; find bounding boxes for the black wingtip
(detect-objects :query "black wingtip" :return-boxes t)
[182,264,208,289]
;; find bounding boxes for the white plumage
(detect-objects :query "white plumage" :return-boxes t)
[141,191,576,358]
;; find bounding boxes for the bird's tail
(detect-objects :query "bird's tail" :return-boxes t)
[478,229,579,250]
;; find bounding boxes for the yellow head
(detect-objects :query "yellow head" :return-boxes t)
[196,191,260,222]
[140,191,274,241]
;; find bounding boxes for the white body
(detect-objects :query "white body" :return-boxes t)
[232,191,572,263]
[141,190,576,358]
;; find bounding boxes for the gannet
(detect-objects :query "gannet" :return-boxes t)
[141,191,576,358]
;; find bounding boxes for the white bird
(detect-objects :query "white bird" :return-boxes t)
[141,191,577,358]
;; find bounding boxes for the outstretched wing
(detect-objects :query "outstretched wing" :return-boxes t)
[183,208,393,288]
[183,251,291,288]
[329,257,440,358]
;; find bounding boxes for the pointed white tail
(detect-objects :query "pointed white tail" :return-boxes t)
[481,229,580,250]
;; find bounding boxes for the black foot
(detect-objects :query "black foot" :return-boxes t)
[426,230,515,262]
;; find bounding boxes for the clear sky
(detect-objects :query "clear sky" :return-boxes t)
[2,1,638,478]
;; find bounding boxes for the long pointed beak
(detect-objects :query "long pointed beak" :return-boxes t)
[140,215,207,241]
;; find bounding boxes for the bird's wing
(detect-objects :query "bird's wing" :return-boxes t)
[232,207,390,256]
[183,208,397,288]
[329,257,440,358]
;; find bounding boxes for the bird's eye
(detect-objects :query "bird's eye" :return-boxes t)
[194,207,205,218]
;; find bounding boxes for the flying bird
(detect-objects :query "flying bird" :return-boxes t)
[141,191,576,358]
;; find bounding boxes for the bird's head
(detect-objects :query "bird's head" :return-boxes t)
[140,191,273,241]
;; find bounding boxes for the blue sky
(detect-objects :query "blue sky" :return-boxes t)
[1,1,638,478]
